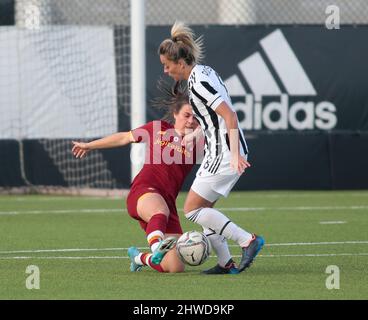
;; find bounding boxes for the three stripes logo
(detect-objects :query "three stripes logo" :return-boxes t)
[224,29,337,131]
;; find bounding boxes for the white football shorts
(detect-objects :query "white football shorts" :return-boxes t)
[191,167,241,203]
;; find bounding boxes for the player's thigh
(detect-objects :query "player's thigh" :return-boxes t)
[183,188,216,214]
[136,192,170,223]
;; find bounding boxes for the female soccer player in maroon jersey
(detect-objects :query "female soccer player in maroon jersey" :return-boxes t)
[72,82,202,273]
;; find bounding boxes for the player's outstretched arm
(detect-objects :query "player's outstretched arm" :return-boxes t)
[72,131,135,159]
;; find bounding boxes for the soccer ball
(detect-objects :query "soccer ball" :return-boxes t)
[176,231,211,266]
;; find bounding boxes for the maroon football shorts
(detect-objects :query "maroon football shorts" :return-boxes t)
[126,186,183,234]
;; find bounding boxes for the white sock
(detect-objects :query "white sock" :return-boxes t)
[186,207,253,247]
[134,253,144,266]
[203,227,231,267]
[146,230,164,253]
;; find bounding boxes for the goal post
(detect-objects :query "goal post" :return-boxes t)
[130,0,146,180]
[0,0,141,195]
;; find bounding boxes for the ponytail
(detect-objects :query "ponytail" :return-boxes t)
[158,21,204,65]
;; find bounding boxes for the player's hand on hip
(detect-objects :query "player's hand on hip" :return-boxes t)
[231,154,251,175]
[72,141,90,159]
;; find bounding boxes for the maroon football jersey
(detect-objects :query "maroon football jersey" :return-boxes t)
[130,121,200,201]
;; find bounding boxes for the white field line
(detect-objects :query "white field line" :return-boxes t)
[230,193,368,199]
[0,197,112,202]
[1,205,368,215]
[265,241,368,246]
[0,256,125,260]
[215,206,368,211]
[319,221,347,224]
[1,253,368,260]
[0,209,124,215]
[1,241,368,255]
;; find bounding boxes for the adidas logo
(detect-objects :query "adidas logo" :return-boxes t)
[224,29,337,131]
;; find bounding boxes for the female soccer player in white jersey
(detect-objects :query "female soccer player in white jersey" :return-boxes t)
[158,21,264,274]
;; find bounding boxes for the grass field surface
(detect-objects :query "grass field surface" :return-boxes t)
[0,190,367,300]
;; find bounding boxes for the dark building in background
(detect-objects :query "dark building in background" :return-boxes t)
[0,0,14,25]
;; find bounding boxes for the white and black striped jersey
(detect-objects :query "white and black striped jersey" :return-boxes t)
[188,65,248,174]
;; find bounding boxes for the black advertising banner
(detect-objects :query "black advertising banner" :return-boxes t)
[146,25,368,189]
[147,25,368,133]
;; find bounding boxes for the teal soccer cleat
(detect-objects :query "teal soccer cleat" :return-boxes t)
[151,236,177,265]
[127,246,143,272]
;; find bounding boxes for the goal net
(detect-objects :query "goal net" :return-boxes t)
[0,0,131,194]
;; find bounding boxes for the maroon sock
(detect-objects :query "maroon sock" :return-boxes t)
[146,213,168,250]
[140,253,165,273]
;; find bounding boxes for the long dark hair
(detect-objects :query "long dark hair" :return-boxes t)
[151,79,189,124]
